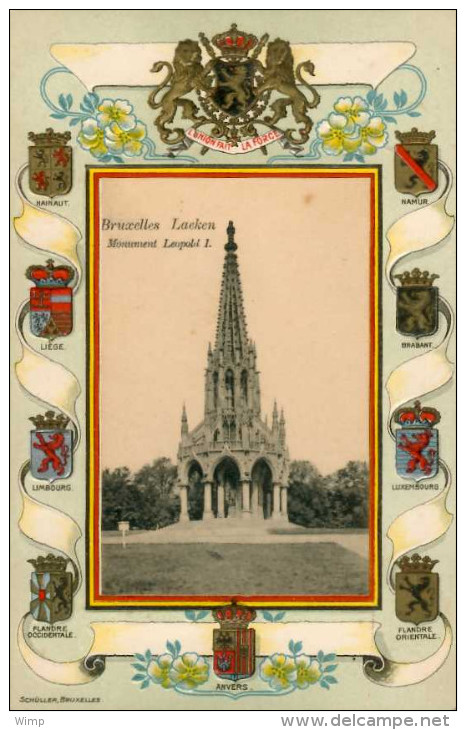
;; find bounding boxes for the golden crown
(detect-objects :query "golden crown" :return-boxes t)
[213,603,256,628]
[394,268,439,287]
[395,128,436,145]
[28,128,71,147]
[28,553,69,573]
[29,410,70,430]
[211,24,258,57]
[397,553,438,573]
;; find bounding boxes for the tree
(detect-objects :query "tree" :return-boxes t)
[287,459,369,529]
[287,460,327,527]
[101,467,145,530]
[134,458,180,529]
[324,461,369,528]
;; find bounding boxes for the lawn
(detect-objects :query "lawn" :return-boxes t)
[101,542,368,596]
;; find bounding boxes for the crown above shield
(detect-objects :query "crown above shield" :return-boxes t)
[394,400,440,427]
[29,410,70,430]
[26,258,74,287]
[28,553,69,573]
[394,268,439,287]
[397,553,438,573]
[395,128,436,145]
[211,24,258,57]
[213,604,256,628]
[28,128,71,147]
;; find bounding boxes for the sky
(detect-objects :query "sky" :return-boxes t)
[98,173,371,475]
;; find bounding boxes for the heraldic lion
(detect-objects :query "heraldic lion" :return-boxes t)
[148,40,209,144]
[255,39,320,143]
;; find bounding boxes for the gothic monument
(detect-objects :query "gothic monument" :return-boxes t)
[177,221,290,521]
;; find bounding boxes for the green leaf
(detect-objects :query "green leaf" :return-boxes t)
[58,93,67,110]
[382,116,397,124]
[323,653,336,662]
[185,610,195,621]
[50,113,66,119]
[174,640,181,655]
[69,117,81,127]
[325,675,338,684]
[140,678,150,689]
[196,610,209,620]
[393,91,400,108]
[263,611,274,622]
[324,664,337,673]
[274,611,286,621]
[132,673,147,682]
[408,112,421,117]
[294,641,303,654]
[166,640,175,657]
[66,94,73,109]
[145,649,152,662]
[131,663,148,672]
[320,680,330,690]
[317,650,325,663]
[134,653,146,662]
[400,89,408,107]
[288,640,295,653]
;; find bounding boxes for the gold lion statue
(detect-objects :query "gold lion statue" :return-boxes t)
[255,39,320,144]
[148,40,210,144]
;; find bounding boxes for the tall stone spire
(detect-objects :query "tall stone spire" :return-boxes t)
[215,221,248,360]
[177,220,290,524]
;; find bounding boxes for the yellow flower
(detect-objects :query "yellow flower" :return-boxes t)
[169,652,209,689]
[105,121,147,157]
[334,96,371,131]
[260,654,298,690]
[148,654,174,689]
[97,99,136,131]
[316,114,361,156]
[295,656,322,689]
[77,118,109,159]
[358,116,388,155]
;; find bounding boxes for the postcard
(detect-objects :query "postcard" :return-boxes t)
[10,9,456,711]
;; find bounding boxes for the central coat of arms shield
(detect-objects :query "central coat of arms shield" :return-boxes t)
[211,59,257,116]
[213,605,256,680]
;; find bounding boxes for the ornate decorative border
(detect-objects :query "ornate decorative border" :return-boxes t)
[86,165,382,609]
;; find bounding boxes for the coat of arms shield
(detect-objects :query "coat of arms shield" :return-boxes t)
[394,128,438,196]
[26,259,74,340]
[28,128,72,197]
[213,605,256,680]
[395,554,439,625]
[29,411,73,482]
[394,268,439,338]
[211,58,257,117]
[29,554,73,623]
[394,400,440,481]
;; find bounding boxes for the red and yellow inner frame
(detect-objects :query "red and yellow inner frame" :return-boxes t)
[87,165,381,609]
